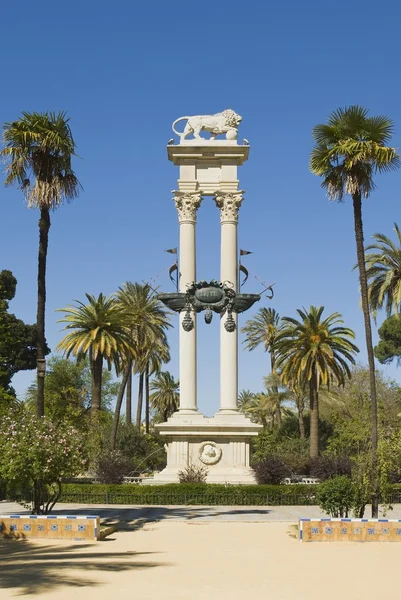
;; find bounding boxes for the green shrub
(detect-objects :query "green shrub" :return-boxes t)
[58,482,318,506]
[316,475,354,517]
[178,465,208,483]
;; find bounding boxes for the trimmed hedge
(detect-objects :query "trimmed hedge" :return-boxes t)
[57,482,401,507]
[59,482,318,506]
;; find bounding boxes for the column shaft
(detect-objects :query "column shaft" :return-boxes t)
[215,191,243,413]
[220,221,238,411]
[179,221,197,411]
[173,191,202,413]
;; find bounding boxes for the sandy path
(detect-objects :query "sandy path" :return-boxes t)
[1,521,399,599]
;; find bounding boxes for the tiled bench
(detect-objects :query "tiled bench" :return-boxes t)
[0,515,100,541]
[299,517,401,542]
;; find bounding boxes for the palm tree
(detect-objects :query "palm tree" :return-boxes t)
[238,389,256,412]
[150,371,179,422]
[56,293,133,415]
[275,306,359,458]
[365,223,401,318]
[310,106,399,515]
[1,111,81,417]
[113,282,171,437]
[241,308,283,426]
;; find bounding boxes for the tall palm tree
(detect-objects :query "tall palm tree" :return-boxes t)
[365,223,401,318]
[275,306,358,458]
[56,293,133,415]
[241,308,283,426]
[150,371,179,423]
[1,111,81,417]
[113,282,171,438]
[310,106,399,515]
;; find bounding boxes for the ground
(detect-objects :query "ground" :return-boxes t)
[1,503,401,599]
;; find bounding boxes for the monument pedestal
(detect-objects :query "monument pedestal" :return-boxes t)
[152,411,262,484]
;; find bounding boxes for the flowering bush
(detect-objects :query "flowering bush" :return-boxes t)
[0,409,87,512]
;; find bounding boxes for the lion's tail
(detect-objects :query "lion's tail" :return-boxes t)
[172,116,189,137]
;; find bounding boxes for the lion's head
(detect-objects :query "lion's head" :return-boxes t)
[220,109,242,129]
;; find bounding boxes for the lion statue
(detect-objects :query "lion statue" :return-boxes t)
[172,109,242,141]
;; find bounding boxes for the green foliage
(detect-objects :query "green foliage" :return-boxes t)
[241,307,281,353]
[0,270,49,398]
[310,105,400,202]
[0,409,87,512]
[114,423,166,473]
[316,476,354,517]
[59,482,318,505]
[149,371,179,422]
[57,293,133,372]
[252,428,309,474]
[25,356,119,426]
[1,111,81,209]
[374,316,401,365]
[365,223,401,318]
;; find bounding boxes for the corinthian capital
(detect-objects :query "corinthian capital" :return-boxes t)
[215,191,244,223]
[173,191,202,223]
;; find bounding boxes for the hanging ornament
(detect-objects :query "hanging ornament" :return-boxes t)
[224,311,236,332]
[204,307,213,324]
[182,309,194,332]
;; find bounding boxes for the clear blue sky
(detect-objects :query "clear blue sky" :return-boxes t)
[2,0,401,414]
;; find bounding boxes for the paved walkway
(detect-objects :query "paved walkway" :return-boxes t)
[2,500,401,523]
[1,520,401,599]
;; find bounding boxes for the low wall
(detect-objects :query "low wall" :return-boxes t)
[0,515,99,541]
[299,518,401,542]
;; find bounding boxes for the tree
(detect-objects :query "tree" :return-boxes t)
[0,270,49,401]
[1,112,81,417]
[310,105,400,516]
[365,223,401,318]
[56,293,133,415]
[113,282,171,438]
[0,409,87,514]
[149,371,179,422]
[275,306,359,458]
[25,356,119,426]
[374,316,401,365]
[241,308,283,426]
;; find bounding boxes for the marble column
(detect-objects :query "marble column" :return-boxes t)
[173,191,202,412]
[215,192,244,412]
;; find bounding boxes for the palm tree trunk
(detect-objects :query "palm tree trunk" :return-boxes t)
[111,366,130,449]
[352,192,379,518]
[145,362,150,434]
[136,371,144,431]
[309,372,319,458]
[126,360,132,425]
[297,395,305,439]
[36,207,50,418]
[91,353,103,414]
[270,353,282,428]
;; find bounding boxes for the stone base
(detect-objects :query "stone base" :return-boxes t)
[150,410,262,485]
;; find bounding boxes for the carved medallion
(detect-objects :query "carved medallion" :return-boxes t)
[199,441,222,465]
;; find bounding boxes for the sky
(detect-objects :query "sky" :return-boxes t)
[1,0,401,416]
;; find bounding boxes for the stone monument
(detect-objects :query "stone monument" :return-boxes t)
[153,110,262,484]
